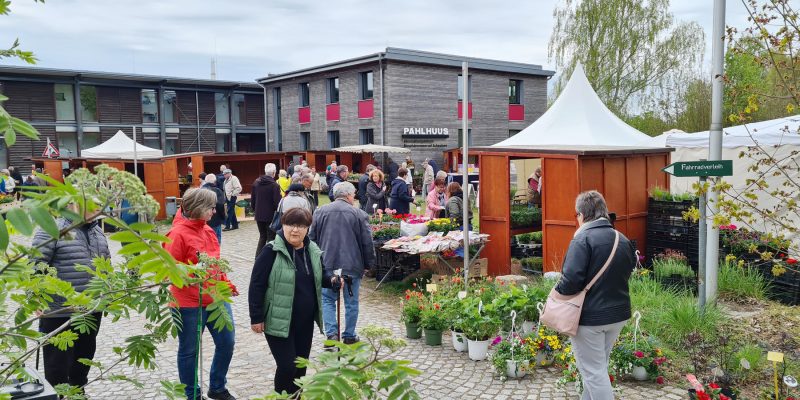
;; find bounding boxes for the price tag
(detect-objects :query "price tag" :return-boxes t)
[457,291,467,300]
[426,284,438,293]
[767,351,784,363]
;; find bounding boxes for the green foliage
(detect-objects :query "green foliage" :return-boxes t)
[521,257,543,273]
[530,231,543,244]
[652,258,695,279]
[718,260,769,301]
[255,326,420,400]
[515,233,534,244]
[510,206,541,229]
[373,226,400,240]
[660,298,724,347]
[648,186,696,202]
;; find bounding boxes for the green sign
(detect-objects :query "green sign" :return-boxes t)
[662,160,733,177]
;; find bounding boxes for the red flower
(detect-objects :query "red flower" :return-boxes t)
[608,374,615,384]
[696,392,711,400]
[634,351,645,358]
[719,394,730,400]
[434,303,441,310]
[788,258,797,265]
[405,295,410,300]
[656,376,665,385]
[708,383,720,390]
[412,282,417,288]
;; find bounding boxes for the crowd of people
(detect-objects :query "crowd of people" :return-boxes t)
[28,156,496,400]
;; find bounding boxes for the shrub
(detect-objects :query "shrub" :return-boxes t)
[531,231,543,244]
[521,257,543,272]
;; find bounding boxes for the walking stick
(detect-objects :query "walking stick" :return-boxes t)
[334,269,343,343]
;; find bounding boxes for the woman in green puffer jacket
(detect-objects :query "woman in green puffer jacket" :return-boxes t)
[248,207,338,395]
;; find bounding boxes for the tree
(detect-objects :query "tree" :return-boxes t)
[0,0,41,146]
[548,0,705,115]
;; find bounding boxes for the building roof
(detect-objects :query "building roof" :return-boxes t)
[0,65,262,90]
[257,47,555,84]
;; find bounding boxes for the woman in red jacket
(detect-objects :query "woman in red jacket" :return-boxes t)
[166,188,238,400]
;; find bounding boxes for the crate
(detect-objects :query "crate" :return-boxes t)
[658,275,698,295]
[648,199,697,218]
[767,280,800,306]
[374,249,420,282]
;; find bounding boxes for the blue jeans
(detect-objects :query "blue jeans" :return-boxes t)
[225,197,238,229]
[174,303,235,399]
[212,225,222,244]
[322,277,361,339]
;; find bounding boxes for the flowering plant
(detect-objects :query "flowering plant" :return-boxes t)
[427,218,459,233]
[489,334,535,379]
[402,215,428,224]
[419,300,448,331]
[400,289,425,324]
[686,376,735,400]
[610,333,667,381]
[528,327,565,364]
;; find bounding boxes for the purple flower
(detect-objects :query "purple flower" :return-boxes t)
[491,336,503,346]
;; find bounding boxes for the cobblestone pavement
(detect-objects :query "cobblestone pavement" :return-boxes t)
[68,222,688,399]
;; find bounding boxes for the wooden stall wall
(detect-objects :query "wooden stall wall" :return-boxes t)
[542,156,580,272]
[478,154,511,275]
[144,163,166,219]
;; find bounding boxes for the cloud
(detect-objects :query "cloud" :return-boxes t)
[0,0,753,82]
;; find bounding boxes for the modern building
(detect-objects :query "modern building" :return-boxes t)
[258,47,554,169]
[0,66,266,172]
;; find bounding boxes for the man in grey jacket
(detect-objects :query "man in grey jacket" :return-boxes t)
[33,215,111,390]
[309,182,375,344]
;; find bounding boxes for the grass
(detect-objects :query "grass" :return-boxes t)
[718,260,769,301]
[652,258,695,279]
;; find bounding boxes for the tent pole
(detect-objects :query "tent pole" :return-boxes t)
[133,125,138,178]
[462,61,469,291]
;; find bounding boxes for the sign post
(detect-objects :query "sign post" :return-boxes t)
[662,160,733,310]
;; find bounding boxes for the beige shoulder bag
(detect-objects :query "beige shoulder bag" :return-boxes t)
[540,230,620,337]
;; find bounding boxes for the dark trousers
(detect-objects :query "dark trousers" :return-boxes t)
[225,196,238,229]
[256,221,276,257]
[311,191,319,205]
[39,313,103,388]
[265,316,314,395]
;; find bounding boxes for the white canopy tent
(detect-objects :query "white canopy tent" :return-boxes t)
[81,130,163,159]
[495,64,656,148]
[332,144,410,154]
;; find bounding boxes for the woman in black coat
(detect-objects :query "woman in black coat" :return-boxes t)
[389,167,413,215]
[365,169,388,214]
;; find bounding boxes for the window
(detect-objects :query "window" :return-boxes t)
[215,93,230,124]
[79,85,97,122]
[299,82,310,107]
[83,132,100,149]
[359,71,374,100]
[326,77,339,104]
[457,74,472,101]
[165,136,179,155]
[327,130,340,148]
[509,80,523,104]
[143,136,161,150]
[273,88,283,151]
[141,89,159,123]
[54,84,75,121]
[163,90,178,123]
[56,132,78,157]
[359,129,374,145]
[300,132,310,151]
[509,129,521,138]
[216,132,231,152]
[457,129,473,147]
[233,94,246,125]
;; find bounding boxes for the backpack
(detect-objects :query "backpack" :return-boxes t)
[269,199,284,232]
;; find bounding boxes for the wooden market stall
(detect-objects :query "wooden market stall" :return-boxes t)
[471,146,671,275]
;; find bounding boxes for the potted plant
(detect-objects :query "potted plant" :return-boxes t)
[653,250,696,293]
[528,327,564,367]
[400,289,425,339]
[490,334,534,380]
[440,295,468,352]
[419,300,448,346]
[610,333,667,382]
[462,305,501,361]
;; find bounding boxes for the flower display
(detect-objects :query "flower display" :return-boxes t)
[426,218,458,232]
[400,290,425,324]
[489,334,535,380]
[609,333,668,381]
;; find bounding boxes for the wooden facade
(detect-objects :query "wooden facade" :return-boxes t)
[467,146,672,275]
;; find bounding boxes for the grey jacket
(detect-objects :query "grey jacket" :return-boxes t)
[32,218,111,317]
[555,218,636,326]
[309,199,376,277]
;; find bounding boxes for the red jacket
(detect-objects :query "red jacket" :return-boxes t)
[165,208,237,307]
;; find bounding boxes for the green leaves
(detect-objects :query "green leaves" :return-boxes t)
[29,207,58,238]
[49,329,79,351]
[5,208,32,236]
[0,215,8,252]
[160,381,187,400]
[125,335,158,370]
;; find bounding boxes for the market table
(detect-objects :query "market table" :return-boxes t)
[375,230,490,289]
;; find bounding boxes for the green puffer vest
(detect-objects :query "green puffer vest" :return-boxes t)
[263,235,324,338]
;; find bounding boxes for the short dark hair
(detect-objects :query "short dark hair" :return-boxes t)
[199,172,207,181]
[434,178,446,187]
[575,190,609,222]
[281,207,312,227]
[398,167,408,177]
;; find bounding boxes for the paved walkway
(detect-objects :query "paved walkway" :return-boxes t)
[72,222,687,399]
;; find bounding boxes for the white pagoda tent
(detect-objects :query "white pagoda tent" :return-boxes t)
[81,130,163,159]
[495,64,656,148]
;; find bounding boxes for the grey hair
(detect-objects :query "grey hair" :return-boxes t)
[181,188,218,220]
[301,173,313,183]
[264,163,276,177]
[294,165,302,173]
[204,174,217,185]
[435,170,447,180]
[365,164,376,173]
[279,169,287,178]
[575,190,609,223]
[336,165,349,174]
[333,181,356,199]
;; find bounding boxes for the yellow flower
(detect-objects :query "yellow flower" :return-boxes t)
[725,254,737,264]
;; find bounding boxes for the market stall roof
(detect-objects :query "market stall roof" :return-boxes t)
[332,144,411,154]
[663,115,800,148]
[82,130,163,159]
[494,64,657,148]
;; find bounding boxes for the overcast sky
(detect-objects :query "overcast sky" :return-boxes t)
[0,0,751,83]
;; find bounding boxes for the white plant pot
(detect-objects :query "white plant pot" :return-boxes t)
[451,331,468,352]
[467,339,490,361]
[505,360,528,379]
[522,321,536,335]
[534,352,554,367]
[631,365,649,381]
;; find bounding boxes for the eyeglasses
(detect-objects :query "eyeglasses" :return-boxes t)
[285,225,309,232]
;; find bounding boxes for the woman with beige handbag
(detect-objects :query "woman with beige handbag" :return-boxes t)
[540,191,637,400]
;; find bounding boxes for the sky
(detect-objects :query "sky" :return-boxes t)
[0,0,752,83]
